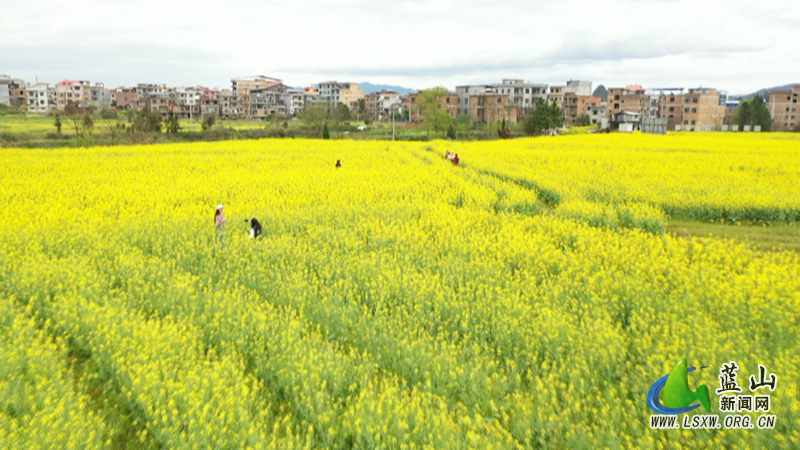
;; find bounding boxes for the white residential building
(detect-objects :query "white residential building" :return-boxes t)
[27,81,50,113]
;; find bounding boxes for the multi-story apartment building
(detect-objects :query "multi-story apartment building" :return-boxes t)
[312,81,365,108]
[456,85,490,116]
[219,89,245,119]
[650,88,684,129]
[586,103,606,125]
[682,87,726,130]
[402,90,459,122]
[365,90,402,121]
[26,81,50,113]
[200,88,219,117]
[456,80,545,123]
[606,86,648,118]
[232,75,282,95]
[491,79,548,121]
[284,89,306,117]
[549,85,565,109]
[563,93,602,124]
[1,76,28,108]
[249,82,288,119]
[56,80,91,109]
[112,87,138,109]
[564,80,593,96]
[468,92,517,124]
[91,82,112,107]
[768,86,800,131]
[171,86,201,119]
[0,75,10,106]
[144,92,171,115]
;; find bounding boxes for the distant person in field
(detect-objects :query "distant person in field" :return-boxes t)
[446,150,454,161]
[336,159,341,168]
[245,218,262,239]
[445,150,451,159]
[453,154,460,166]
[215,204,226,246]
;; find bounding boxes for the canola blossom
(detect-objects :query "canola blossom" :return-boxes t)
[1,134,799,449]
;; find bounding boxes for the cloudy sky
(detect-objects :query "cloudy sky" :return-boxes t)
[2,0,798,94]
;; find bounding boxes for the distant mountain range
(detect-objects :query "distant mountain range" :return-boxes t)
[358,82,415,95]
[733,83,799,100]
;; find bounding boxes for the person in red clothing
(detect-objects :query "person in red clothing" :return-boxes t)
[453,153,460,166]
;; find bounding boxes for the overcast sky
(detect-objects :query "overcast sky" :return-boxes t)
[1,0,798,94]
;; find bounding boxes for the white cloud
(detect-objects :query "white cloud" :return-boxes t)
[1,0,798,94]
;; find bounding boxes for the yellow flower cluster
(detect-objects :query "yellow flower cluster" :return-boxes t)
[0,134,798,449]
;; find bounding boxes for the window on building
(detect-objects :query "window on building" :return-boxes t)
[693,98,698,103]
[684,120,689,125]
[692,108,697,113]
[691,120,696,125]
[685,108,690,113]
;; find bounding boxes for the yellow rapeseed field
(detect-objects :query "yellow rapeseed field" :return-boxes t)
[1,133,799,449]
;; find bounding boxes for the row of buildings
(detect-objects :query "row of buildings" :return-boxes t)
[2,74,798,131]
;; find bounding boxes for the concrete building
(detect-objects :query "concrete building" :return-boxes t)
[607,86,648,119]
[249,82,288,119]
[312,81,365,108]
[0,75,10,106]
[586,103,606,125]
[365,90,402,121]
[171,86,202,119]
[649,88,684,129]
[1,76,28,108]
[682,87,726,131]
[91,82,112,107]
[563,93,602,125]
[402,90,459,122]
[285,89,306,117]
[144,92,171,116]
[56,80,91,109]
[491,79,548,121]
[26,81,50,113]
[564,80,592,96]
[112,87,138,109]
[219,89,245,119]
[456,80,543,123]
[549,85,565,109]
[467,92,516,124]
[769,86,800,131]
[200,88,220,117]
[232,75,282,95]
[456,85,491,117]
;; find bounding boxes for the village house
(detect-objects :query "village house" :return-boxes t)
[769,86,800,131]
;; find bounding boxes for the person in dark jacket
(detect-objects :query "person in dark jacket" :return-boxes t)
[245,218,262,239]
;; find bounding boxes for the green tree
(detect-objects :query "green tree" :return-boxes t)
[322,122,330,139]
[447,122,456,140]
[736,96,772,131]
[576,114,591,126]
[128,110,162,133]
[497,118,510,139]
[164,114,181,134]
[332,102,351,138]
[415,87,452,138]
[300,101,330,138]
[523,99,565,136]
[53,114,62,134]
[201,114,216,131]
